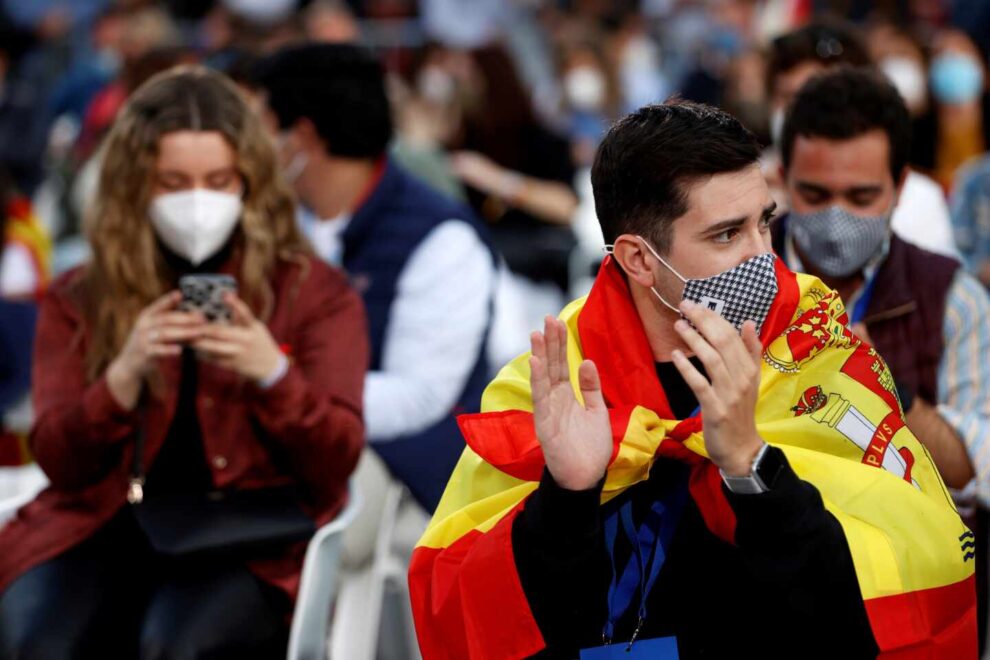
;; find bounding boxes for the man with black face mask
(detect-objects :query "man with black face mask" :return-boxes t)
[775,66,990,653]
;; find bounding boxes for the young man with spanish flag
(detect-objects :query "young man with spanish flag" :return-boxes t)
[409,100,976,658]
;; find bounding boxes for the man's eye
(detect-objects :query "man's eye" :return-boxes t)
[713,229,737,244]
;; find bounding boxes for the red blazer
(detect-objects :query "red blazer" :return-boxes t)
[0,255,368,600]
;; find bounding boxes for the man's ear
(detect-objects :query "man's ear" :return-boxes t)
[612,234,657,289]
[294,118,326,155]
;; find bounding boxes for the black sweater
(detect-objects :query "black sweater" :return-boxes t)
[511,362,878,659]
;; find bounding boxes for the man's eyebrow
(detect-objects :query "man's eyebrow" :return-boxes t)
[700,202,778,235]
[795,181,831,194]
[845,184,884,195]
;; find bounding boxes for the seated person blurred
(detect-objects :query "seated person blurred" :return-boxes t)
[255,43,496,513]
[773,67,990,647]
[764,19,958,258]
[445,45,579,294]
[918,28,990,191]
[1,173,49,301]
[0,66,367,657]
[951,155,990,286]
[0,170,49,466]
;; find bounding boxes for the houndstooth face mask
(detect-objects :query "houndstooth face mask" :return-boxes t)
[789,205,890,278]
[606,240,780,332]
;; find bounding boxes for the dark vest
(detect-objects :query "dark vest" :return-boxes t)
[773,218,958,404]
[861,235,958,405]
[342,158,495,512]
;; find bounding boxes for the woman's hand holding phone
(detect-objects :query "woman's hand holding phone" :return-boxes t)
[106,291,207,410]
[191,292,284,383]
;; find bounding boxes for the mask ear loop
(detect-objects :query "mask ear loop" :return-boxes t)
[637,237,687,314]
[603,242,685,315]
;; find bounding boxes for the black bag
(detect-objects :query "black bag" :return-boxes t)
[132,486,316,558]
[128,417,315,558]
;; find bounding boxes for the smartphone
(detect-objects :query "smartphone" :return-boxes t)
[179,274,237,323]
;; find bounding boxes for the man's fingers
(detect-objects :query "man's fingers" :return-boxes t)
[673,319,731,388]
[741,320,762,362]
[556,318,569,383]
[530,353,550,407]
[530,331,553,405]
[670,349,716,411]
[578,360,606,411]
[680,300,755,373]
[543,316,562,384]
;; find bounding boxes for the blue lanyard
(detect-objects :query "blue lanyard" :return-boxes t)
[602,464,690,647]
[850,273,878,325]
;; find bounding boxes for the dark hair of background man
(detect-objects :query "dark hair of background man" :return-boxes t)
[765,19,871,96]
[591,100,761,254]
[781,66,912,182]
[253,43,393,159]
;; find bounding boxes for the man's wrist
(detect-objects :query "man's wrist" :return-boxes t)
[717,438,767,477]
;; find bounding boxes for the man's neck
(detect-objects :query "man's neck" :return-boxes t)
[630,285,691,362]
[304,156,380,221]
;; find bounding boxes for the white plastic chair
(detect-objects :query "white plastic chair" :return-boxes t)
[0,464,48,525]
[288,489,362,660]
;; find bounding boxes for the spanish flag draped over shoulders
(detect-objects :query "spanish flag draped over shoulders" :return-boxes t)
[409,256,976,659]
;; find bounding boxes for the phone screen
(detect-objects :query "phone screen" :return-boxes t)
[179,274,238,323]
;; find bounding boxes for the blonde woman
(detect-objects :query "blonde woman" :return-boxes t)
[0,67,367,657]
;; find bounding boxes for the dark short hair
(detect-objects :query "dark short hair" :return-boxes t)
[781,66,911,182]
[765,19,870,97]
[591,100,761,253]
[254,43,392,158]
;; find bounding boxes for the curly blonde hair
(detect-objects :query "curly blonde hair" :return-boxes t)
[81,65,309,380]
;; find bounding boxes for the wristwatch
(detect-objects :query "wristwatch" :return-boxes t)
[720,443,785,495]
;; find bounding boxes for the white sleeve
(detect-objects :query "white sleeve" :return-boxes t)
[364,220,494,442]
[0,243,39,298]
[891,171,959,258]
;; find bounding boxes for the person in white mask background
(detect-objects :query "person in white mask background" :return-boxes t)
[773,67,990,652]
[0,66,368,657]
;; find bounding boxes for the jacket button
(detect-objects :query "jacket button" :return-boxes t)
[213,455,228,470]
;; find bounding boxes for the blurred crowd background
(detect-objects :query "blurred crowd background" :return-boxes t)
[2,0,990,656]
[2,0,990,372]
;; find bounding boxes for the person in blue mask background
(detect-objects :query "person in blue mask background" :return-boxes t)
[913,28,989,190]
[773,66,990,653]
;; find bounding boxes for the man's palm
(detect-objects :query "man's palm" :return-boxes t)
[530,317,612,491]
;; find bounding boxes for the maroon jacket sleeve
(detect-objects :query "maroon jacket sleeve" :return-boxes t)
[29,276,139,489]
[248,262,369,513]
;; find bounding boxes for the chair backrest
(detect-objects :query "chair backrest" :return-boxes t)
[287,489,362,660]
[0,464,48,524]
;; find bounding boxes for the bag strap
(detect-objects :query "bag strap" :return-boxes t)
[128,399,147,504]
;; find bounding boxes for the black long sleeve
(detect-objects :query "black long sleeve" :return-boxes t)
[512,449,879,659]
